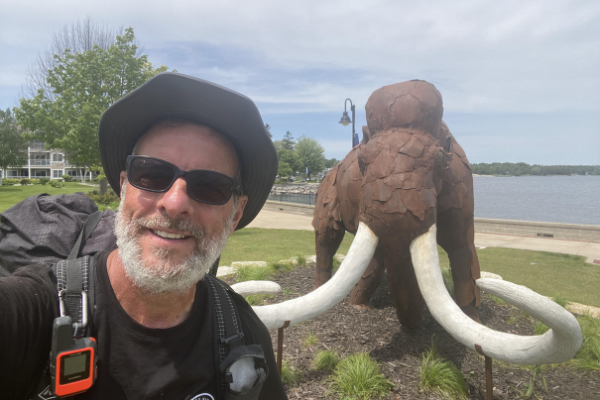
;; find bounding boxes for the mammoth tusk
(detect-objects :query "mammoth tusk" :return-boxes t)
[252,222,379,329]
[410,224,582,365]
[230,281,282,297]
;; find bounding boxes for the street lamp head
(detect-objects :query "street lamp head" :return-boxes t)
[339,111,351,126]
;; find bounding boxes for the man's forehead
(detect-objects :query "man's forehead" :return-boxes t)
[135,120,238,158]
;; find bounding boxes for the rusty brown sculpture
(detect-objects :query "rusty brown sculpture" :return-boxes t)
[312,80,481,328]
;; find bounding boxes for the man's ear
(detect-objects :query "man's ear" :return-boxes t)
[119,171,127,198]
[229,195,249,234]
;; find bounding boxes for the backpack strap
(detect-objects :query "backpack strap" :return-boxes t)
[204,274,245,397]
[51,210,103,338]
[68,211,103,260]
[205,274,245,359]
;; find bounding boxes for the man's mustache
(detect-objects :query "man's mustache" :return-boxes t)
[130,213,205,240]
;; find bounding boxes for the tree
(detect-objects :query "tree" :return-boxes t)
[23,17,130,100]
[0,109,28,185]
[325,158,339,168]
[16,28,167,182]
[295,134,326,180]
[281,131,296,151]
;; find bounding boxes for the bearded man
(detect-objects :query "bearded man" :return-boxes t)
[0,73,287,400]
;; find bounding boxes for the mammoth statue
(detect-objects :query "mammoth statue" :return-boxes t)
[237,80,581,366]
[312,80,480,329]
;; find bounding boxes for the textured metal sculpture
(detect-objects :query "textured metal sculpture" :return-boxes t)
[240,81,581,366]
[312,80,479,328]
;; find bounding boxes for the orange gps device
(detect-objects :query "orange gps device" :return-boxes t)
[50,291,97,397]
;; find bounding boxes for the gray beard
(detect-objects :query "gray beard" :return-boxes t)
[114,183,234,294]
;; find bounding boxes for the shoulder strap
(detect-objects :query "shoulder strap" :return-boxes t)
[51,210,103,338]
[205,274,245,360]
[204,274,245,398]
[68,210,103,260]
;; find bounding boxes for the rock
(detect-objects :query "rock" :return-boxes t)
[216,266,237,277]
[230,281,282,296]
[231,261,268,269]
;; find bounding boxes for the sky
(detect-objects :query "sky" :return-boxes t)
[1,0,599,165]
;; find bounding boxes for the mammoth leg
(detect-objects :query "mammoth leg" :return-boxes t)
[387,250,424,329]
[437,208,481,323]
[313,225,345,289]
[349,245,385,308]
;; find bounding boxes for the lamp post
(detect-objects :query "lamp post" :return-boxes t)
[339,98,356,148]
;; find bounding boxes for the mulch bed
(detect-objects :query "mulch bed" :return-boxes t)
[228,264,599,399]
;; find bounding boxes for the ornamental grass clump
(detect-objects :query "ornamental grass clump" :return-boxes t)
[572,313,600,371]
[243,295,272,306]
[330,352,393,400]
[235,265,272,282]
[312,350,339,371]
[281,360,302,386]
[419,338,468,399]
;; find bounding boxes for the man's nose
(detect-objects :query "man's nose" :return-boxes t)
[156,177,195,217]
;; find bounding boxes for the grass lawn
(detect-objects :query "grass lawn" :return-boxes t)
[477,247,600,308]
[223,230,600,308]
[0,183,97,212]
[220,228,354,267]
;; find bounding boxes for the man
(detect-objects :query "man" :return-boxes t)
[0,73,287,399]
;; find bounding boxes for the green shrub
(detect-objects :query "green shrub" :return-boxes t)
[281,360,302,386]
[419,338,468,399]
[62,175,73,182]
[312,350,339,371]
[20,178,31,185]
[86,191,120,206]
[38,177,50,185]
[1,178,19,186]
[330,352,393,400]
[49,180,64,188]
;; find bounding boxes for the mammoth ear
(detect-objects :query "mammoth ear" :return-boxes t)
[362,125,371,144]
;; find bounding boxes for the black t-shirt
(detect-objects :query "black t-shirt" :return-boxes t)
[0,252,287,400]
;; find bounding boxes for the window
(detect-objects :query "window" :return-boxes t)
[52,154,63,162]
[35,170,48,177]
[53,170,63,178]
[66,170,77,177]
[7,171,19,177]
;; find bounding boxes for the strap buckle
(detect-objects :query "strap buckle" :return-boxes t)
[220,332,244,345]
[58,289,89,333]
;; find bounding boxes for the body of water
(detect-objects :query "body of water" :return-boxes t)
[473,175,600,226]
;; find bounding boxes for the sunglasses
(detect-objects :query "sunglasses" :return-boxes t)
[126,155,240,205]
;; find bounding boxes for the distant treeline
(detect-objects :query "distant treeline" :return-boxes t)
[471,162,600,176]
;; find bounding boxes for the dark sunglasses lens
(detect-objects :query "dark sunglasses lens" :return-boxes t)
[188,171,234,204]
[129,158,176,191]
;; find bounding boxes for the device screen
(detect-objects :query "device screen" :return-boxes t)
[60,351,90,384]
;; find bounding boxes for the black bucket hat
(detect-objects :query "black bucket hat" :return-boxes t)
[98,72,278,230]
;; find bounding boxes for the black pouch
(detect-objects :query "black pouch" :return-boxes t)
[220,345,268,400]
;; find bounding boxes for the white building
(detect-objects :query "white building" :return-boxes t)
[1,141,95,181]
